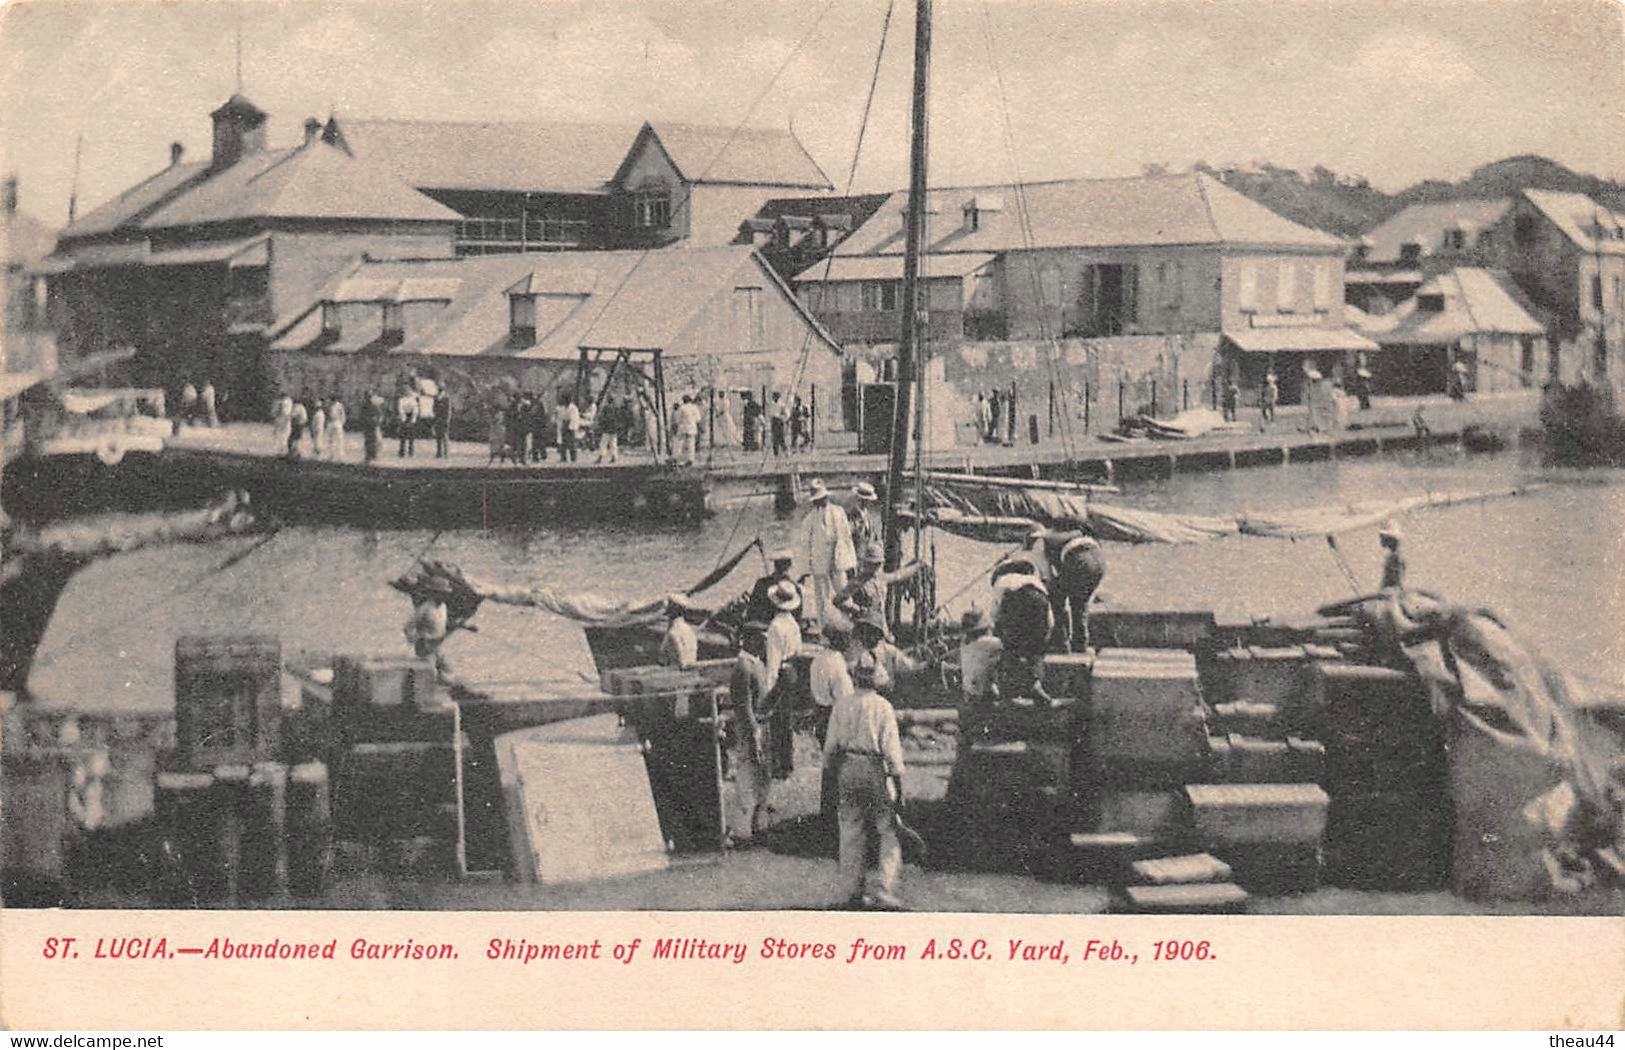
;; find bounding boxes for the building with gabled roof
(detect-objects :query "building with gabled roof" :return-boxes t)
[36,97,459,414]
[323,115,834,254]
[1349,267,1549,396]
[792,172,1369,424]
[266,245,845,440]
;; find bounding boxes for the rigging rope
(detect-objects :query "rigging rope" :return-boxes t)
[702,0,899,582]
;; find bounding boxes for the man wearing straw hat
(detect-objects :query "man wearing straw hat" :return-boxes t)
[799,479,857,630]
[823,650,907,910]
[848,481,881,551]
[747,548,800,625]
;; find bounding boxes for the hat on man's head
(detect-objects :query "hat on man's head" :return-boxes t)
[806,479,829,501]
[853,482,878,502]
[862,541,885,565]
[851,653,892,691]
[960,606,992,635]
[770,547,794,566]
[768,580,802,612]
[1378,520,1403,542]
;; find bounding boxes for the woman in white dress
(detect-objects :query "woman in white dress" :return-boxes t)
[327,397,347,460]
[715,391,740,449]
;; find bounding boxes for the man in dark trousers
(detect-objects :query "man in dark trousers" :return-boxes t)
[1026,525,1107,652]
[741,392,762,452]
[990,554,1054,704]
[359,387,382,463]
[432,388,451,459]
[747,548,799,624]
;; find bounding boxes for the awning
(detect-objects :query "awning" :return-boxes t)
[1224,326,1380,354]
[149,235,270,268]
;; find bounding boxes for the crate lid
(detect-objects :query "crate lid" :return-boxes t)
[1247,645,1307,660]
[1185,783,1329,807]
[1131,853,1234,885]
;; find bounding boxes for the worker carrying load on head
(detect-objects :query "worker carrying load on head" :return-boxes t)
[823,651,907,911]
[991,554,1055,705]
[1026,525,1106,653]
[747,548,800,625]
[1379,520,1405,591]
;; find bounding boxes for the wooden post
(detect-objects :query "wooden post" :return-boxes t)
[1084,380,1091,432]
[810,384,817,447]
[1048,379,1055,437]
[708,387,715,452]
[1151,379,1158,418]
[1117,379,1124,426]
[1183,378,1189,411]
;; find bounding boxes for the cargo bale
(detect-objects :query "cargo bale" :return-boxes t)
[1186,783,1329,847]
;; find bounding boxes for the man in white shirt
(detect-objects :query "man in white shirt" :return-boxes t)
[807,625,854,746]
[763,580,803,692]
[957,605,1002,702]
[852,609,920,700]
[823,652,907,910]
[799,479,856,630]
[657,596,698,670]
[671,395,702,466]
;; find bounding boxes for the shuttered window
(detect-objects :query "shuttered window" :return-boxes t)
[1238,265,1258,312]
[1312,263,1332,311]
[1277,262,1298,312]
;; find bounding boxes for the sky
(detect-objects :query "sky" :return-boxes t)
[1,0,1622,228]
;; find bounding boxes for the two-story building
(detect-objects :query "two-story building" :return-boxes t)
[37,95,459,416]
[322,116,836,255]
[1345,198,1515,315]
[265,244,845,441]
[795,172,1372,430]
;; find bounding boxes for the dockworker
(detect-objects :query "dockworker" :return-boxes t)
[763,579,803,692]
[848,482,881,551]
[327,396,347,460]
[397,387,419,458]
[1222,379,1240,422]
[741,391,762,452]
[823,651,907,910]
[957,606,1002,703]
[728,622,774,838]
[1261,372,1279,424]
[403,575,457,683]
[178,380,199,427]
[769,392,789,456]
[748,548,799,624]
[799,479,857,629]
[808,624,854,747]
[271,392,293,452]
[657,595,699,670]
[1379,521,1406,591]
[1026,525,1107,652]
[833,541,921,631]
[852,608,920,698]
[1354,367,1373,411]
[287,397,308,458]
[310,398,327,457]
[991,554,1054,704]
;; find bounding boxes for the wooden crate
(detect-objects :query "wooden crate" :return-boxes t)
[174,636,282,767]
[332,654,436,711]
[1186,783,1329,846]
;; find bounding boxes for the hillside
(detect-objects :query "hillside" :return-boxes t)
[1198,156,1625,239]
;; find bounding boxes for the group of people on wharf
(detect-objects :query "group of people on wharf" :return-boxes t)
[650,476,1112,910]
[972,387,1022,446]
[488,390,641,466]
[271,371,451,463]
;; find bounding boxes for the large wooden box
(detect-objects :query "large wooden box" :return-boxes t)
[1088,660,1207,767]
[332,654,436,711]
[174,636,282,767]
[1186,782,1329,846]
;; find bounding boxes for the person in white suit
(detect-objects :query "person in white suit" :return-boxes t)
[799,478,857,629]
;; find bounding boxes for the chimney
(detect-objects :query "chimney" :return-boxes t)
[209,93,268,170]
[303,118,322,146]
[2,176,16,215]
[170,142,185,167]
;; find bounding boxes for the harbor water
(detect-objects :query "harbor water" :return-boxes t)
[26,445,1625,711]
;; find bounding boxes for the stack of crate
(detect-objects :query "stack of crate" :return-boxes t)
[1309,662,1450,890]
[609,667,730,851]
[1193,642,1336,893]
[1061,649,1211,883]
[331,654,465,878]
[153,636,336,905]
[949,695,1080,872]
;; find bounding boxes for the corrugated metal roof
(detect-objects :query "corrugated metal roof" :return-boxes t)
[645,122,832,189]
[59,162,210,239]
[1224,326,1379,353]
[1349,266,1546,346]
[273,246,840,360]
[1360,198,1514,264]
[833,173,1341,257]
[332,117,637,193]
[1522,189,1625,256]
[141,143,457,229]
[795,252,997,283]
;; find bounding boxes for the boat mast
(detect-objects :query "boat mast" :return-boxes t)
[882,0,931,574]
